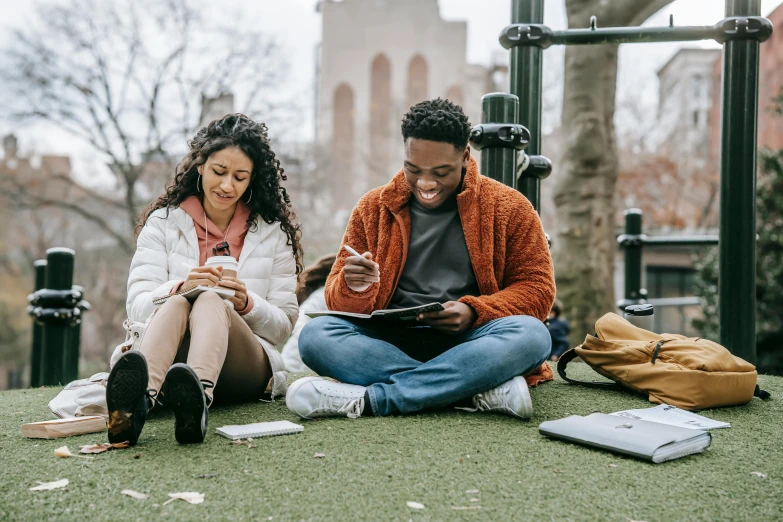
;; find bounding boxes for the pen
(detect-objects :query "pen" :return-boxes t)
[343,245,362,257]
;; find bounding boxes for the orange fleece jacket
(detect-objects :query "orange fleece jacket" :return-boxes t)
[325,157,556,386]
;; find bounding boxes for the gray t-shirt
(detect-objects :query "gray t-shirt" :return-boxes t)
[389,196,480,309]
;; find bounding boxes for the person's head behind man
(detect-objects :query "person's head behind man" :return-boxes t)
[401,98,472,210]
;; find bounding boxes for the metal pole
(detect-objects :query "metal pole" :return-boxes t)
[65,285,85,383]
[719,0,760,363]
[40,248,74,385]
[624,209,643,303]
[480,93,519,186]
[29,260,47,388]
[510,0,543,211]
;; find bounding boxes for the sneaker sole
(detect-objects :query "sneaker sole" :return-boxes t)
[285,376,325,419]
[511,376,534,419]
[166,365,207,444]
[106,352,148,446]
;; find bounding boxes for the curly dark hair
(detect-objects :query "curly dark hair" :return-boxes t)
[137,113,303,274]
[401,98,472,149]
[296,253,337,304]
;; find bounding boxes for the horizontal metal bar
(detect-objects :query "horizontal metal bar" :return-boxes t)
[500,16,772,49]
[642,235,720,246]
[617,234,720,247]
[552,25,716,46]
[646,296,702,307]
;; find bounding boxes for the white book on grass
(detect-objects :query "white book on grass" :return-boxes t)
[215,420,304,440]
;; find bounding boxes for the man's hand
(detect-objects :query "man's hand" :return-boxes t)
[342,252,380,293]
[218,275,249,311]
[416,301,477,335]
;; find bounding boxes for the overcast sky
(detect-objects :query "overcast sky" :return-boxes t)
[1,0,781,170]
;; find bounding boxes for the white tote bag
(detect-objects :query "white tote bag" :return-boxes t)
[49,315,152,419]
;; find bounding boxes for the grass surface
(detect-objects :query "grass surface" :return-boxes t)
[1,366,781,522]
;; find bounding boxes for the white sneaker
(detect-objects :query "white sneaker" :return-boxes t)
[462,376,533,419]
[286,377,367,419]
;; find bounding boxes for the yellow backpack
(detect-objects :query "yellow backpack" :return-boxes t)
[557,312,770,410]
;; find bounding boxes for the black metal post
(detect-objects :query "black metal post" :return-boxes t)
[719,0,761,364]
[623,209,644,304]
[40,248,74,385]
[29,260,47,388]
[510,0,543,211]
[480,93,519,186]
[65,285,86,383]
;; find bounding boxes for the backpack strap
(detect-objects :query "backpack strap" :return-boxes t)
[556,349,621,389]
[754,385,771,400]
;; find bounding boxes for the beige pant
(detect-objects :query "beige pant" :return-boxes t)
[139,292,271,405]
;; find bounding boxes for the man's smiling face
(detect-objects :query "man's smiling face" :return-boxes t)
[403,138,470,209]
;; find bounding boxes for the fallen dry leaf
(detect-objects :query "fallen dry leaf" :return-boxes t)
[54,446,73,458]
[163,492,205,505]
[107,411,132,436]
[80,442,130,454]
[406,501,425,510]
[751,472,768,479]
[313,453,326,458]
[553,469,565,473]
[469,498,480,503]
[465,489,479,494]
[30,479,69,491]
[453,506,481,511]
[121,489,148,500]
[54,446,93,460]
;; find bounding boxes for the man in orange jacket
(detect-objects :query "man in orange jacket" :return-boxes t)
[286,98,556,420]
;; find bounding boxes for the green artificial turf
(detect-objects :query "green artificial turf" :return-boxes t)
[0,366,781,522]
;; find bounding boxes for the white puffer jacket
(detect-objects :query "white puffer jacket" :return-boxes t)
[126,206,298,397]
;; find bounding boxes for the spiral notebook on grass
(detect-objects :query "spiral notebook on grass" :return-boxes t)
[216,420,304,440]
[152,285,235,306]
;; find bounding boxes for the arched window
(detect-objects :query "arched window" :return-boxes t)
[445,85,464,108]
[406,55,428,109]
[332,83,355,176]
[370,54,391,183]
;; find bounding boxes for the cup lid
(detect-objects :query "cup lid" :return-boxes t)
[624,303,654,316]
[206,255,237,265]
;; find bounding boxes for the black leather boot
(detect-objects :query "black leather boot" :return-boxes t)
[106,351,150,446]
[164,364,211,444]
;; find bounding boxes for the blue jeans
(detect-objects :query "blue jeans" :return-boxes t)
[298,315,551,416]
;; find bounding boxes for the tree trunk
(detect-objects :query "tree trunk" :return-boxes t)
[553,0,674,345]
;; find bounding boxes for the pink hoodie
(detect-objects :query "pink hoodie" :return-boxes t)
[174,196,254,314]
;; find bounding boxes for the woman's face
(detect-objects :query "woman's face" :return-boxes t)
[198,146,253,212]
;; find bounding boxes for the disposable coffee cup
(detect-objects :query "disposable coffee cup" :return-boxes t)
[205,256,238,278]
[623,303,654,332]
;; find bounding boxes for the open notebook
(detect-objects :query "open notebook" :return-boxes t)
[305,303,444,322]
[539,413,711,463]
[152,285,235,306]
[216,420,304,440]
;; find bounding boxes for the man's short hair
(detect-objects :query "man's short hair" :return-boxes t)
[401,98,472,150]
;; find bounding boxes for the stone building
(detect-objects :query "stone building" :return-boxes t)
[315,0,502,222]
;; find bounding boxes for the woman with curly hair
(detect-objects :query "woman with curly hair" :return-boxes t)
[107,113,302,445]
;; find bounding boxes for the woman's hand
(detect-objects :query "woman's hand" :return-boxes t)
[184,266,223,288]
[218,276,249,311]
